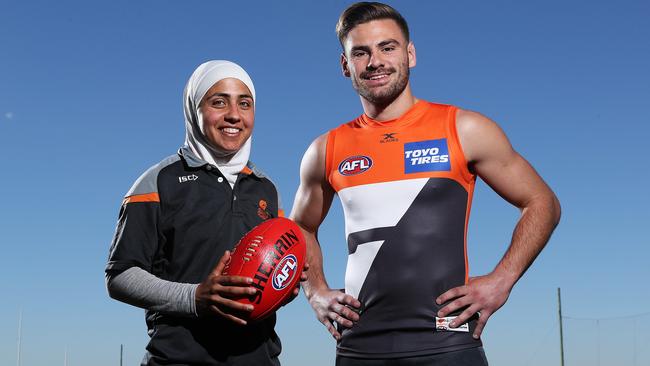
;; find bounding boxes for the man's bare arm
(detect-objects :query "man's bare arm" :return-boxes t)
[436,109,561,338]
[290,133,361,340]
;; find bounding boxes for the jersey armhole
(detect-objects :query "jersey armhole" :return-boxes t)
[325,130,336,186]
[448,106,475,185]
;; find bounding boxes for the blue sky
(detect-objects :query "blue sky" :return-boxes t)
[1,0,649,365]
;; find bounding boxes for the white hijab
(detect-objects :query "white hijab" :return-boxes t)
[183,60,256,187]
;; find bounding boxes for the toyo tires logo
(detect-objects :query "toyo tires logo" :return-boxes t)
[272,254,298,290]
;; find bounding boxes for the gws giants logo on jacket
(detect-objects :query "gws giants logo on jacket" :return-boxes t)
[338,155,373,176]
[256,199,271,220]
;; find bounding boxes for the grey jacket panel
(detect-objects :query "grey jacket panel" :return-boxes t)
[126,154,181,197]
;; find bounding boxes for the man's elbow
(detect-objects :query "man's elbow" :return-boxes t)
[290,212,317,236]
[525,191,561,228]
[549,194,562,228]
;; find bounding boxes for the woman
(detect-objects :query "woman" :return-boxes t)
[106,61,285,365]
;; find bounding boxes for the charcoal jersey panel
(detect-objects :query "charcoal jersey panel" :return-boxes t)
[326,101,481,358]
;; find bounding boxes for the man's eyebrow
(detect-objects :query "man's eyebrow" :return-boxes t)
[350,45,372,53]
[350,39,400,53]
[377,39,400,47]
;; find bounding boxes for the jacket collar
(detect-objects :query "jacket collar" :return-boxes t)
[178,146,266,178]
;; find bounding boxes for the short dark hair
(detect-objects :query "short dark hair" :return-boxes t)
[336,2,410,47]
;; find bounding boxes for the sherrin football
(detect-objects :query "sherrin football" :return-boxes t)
[224,217,306,322]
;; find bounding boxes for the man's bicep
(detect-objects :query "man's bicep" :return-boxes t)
[458,110,553,209]
[290,134,334,233]
[476,152,551,209]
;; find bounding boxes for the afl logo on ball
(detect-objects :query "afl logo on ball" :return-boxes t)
[338,156,373,176]
[272,254,298,290]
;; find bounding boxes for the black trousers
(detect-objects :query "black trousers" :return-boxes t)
[336,347,488,366]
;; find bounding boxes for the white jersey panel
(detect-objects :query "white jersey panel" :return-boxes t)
[345,240,384,299]
[337,178,428,237]
[338,178,428,298]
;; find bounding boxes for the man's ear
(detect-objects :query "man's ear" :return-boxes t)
[341,53,351,77]
[407,41,416,68]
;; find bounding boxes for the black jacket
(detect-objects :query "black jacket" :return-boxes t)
[107,147,283,366]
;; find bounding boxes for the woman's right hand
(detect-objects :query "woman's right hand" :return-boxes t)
[195,251,257,325]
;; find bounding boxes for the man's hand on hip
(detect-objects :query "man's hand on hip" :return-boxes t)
[308,288,361,341]
[435,272,514,339]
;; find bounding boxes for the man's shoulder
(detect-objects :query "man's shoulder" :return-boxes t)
[455,109,498,136]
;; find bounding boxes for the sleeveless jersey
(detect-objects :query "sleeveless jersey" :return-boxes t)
[326,101,482,358]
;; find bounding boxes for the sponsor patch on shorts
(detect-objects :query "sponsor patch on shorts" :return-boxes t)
[404,139,451,173]
[435,316,469,332]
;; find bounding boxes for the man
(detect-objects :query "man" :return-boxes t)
[290,2,561,365]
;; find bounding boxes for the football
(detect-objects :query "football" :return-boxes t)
[224,217,306,322]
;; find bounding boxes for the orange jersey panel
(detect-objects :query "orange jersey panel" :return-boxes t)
[326,101,474,193]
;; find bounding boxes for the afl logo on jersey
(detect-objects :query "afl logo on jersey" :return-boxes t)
[272,254,298,290]
[338,156,373,176]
